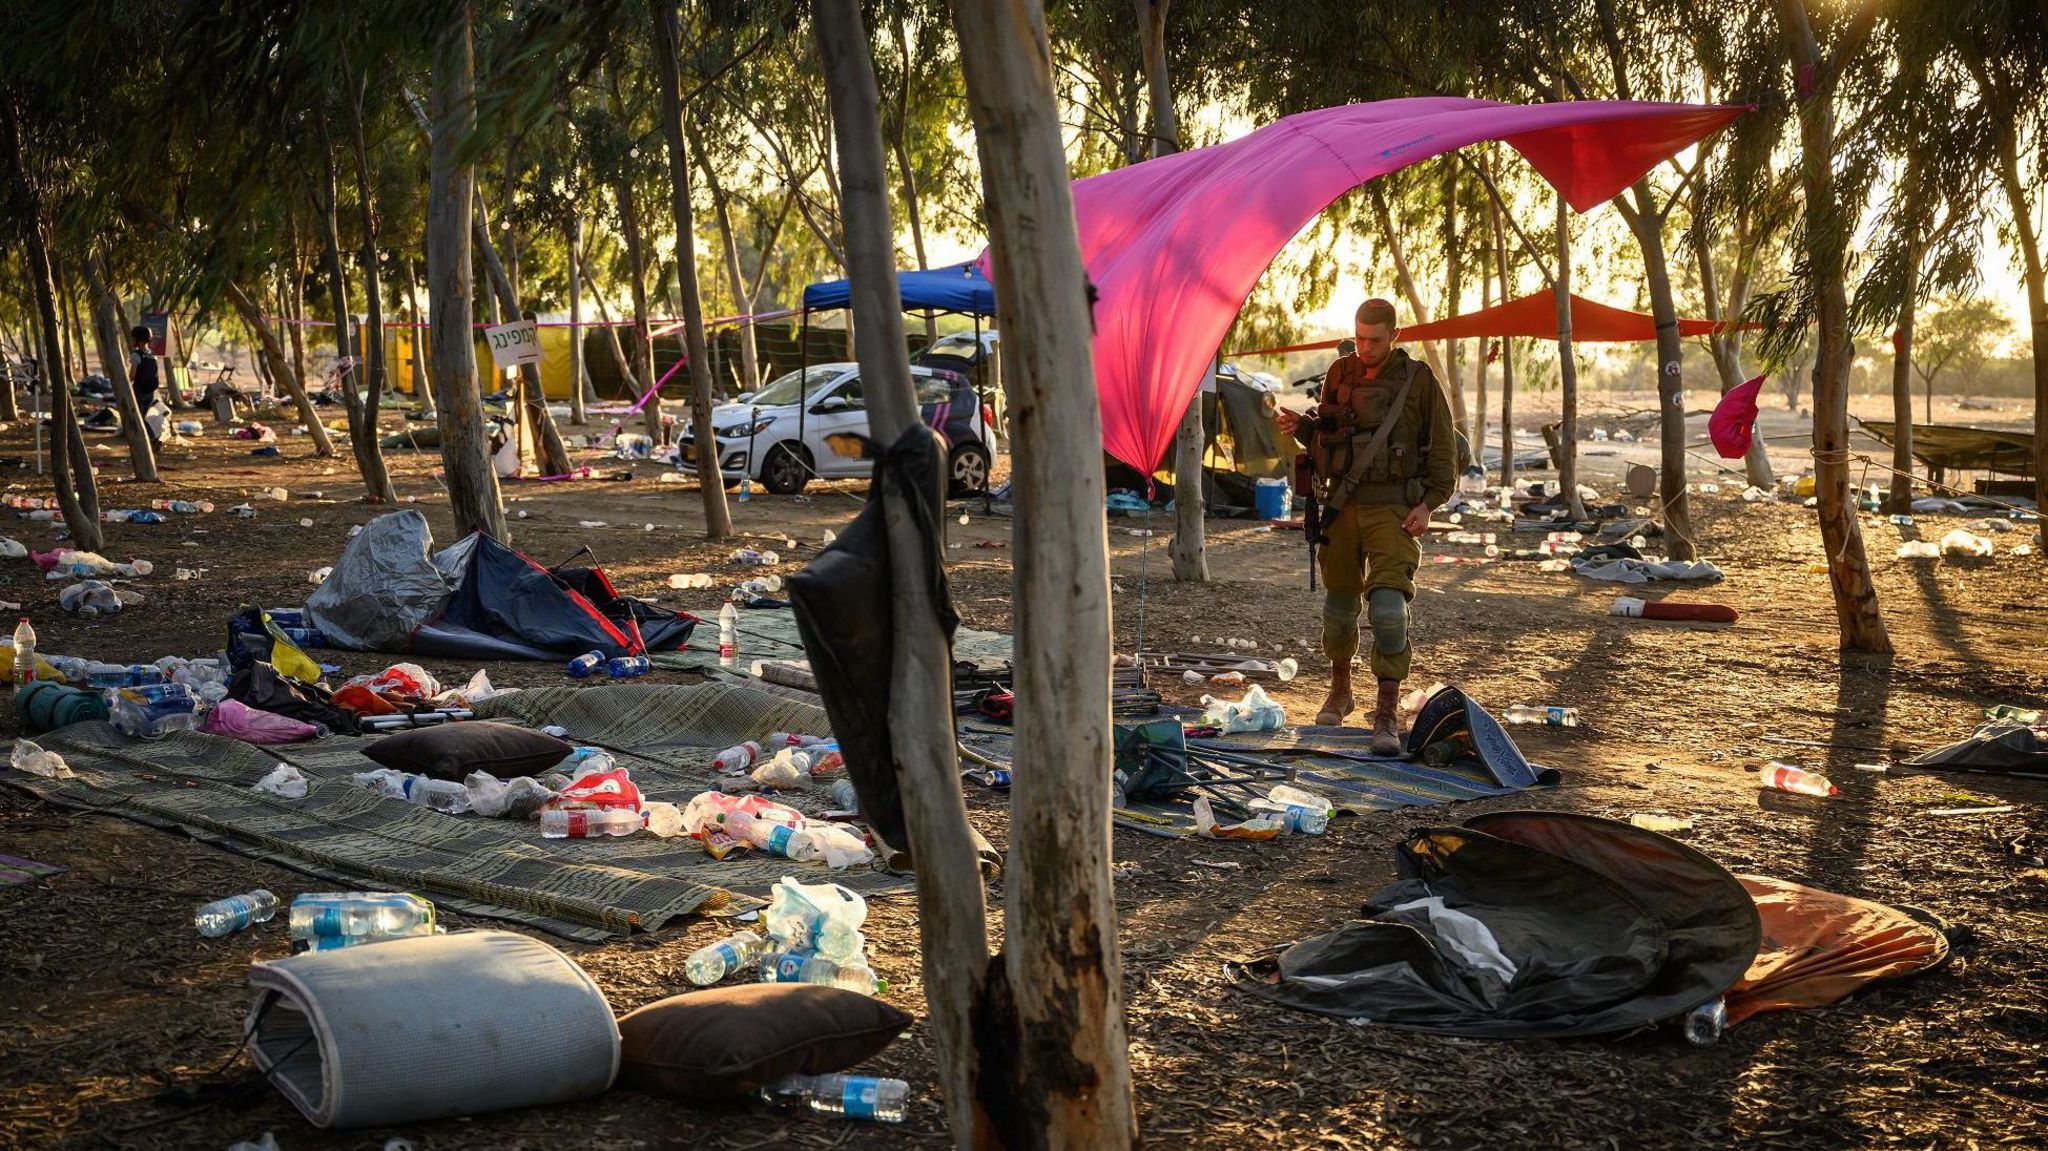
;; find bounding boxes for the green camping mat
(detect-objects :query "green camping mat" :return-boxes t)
[3,683,911,942]
[649,605,1015,678]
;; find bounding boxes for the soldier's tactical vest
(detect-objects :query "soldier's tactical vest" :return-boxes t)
[1310,348,1433,507]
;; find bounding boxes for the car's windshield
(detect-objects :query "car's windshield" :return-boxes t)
[747,365,843,407]
[927,333,981,359]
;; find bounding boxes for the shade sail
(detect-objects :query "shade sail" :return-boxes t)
[1036,97,1743,472]
[801,262,996,317]
[1234,291,1750,357]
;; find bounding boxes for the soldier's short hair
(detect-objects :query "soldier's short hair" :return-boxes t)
[1355,298,1398,331]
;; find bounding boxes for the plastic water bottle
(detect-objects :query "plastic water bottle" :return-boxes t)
[288,892,437,949]
[540,807,643,838]
[758,948,879,994]
[712,741,762,773]
[605,655,651,678]
[724,810,801,856]
[685,929,766,986]
[1684,997,1728,1046]
[829,778,859,812]
[13,617,35,687]
[565,650,605,678]
[110,683,202,738]
[718,603,738,667]
[761,1073,907,1123]
[1760,761,1837,797]
[194,889,278,937]
[1501,704,1580,727]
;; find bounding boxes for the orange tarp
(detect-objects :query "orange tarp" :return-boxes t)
[1726,874,1951,1025]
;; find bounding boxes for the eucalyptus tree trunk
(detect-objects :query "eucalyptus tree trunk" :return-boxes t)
[1776,0,1890,653]
[1887,245,1920,513]
[689,125,763,394]
[347,93,400,504]
[1472,238,1489,464]
[1136,0,1206,581]
[652,0,734,538]
[888,11,938,345]
[1492,198,1516,493]
[567,217,587,424]
[470,196,572,477]
[221,280,332,457]
[84,257,156,481]
[582,257,641,396]
[405,258,435,418]
[951,0,1137,1143]
[1620,192,1696,558]
[1369,185,1450,383]
[814,5,989,1142]
[285,211,310,399]
[1692,210,1773,490]
[426,2,508,542]
[610,176,668,444]
[1552,193,1587,521]
[1442,165,1469,442]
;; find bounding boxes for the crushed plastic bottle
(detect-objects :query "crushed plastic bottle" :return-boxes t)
[1501,704,1580,727]
[1684,997,1728,1046]
[194,889,278,938]
[686,929,767,985]
[760,1073,907,1123]
[10,738,75,779]
[351,768,473,814]
[1760,761,1836,797]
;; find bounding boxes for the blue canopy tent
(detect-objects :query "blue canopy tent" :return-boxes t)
[795,262,1001,467]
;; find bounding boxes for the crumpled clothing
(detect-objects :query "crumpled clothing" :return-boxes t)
[1571,556,1724,584]
[205,698,322,745]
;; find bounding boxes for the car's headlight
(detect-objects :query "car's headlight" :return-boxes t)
[715,418,774,438]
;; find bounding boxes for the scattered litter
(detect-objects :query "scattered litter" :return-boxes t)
[298,518,314,528]
[465,771,558,819]
[1853,762,1891,774]
[252,763,310,799]
[579,520,609,529]
[1200,684,1285,733]
[1193,794,1282,840]
[176,567,207,580]
[232,503,256,518]
[1760,761,1836,797]
[1928,804,2015,817]
[1628,813,1694,833]
[307,566,332,584]
[1896,540,1940,559]
[1938,529,1994,559]
[9,738,75,779]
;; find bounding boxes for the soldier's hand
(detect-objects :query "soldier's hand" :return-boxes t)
[1401,502,1430,537]
[1275,408,1300,435]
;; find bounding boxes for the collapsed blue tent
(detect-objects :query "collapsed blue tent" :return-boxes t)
[307,511,697,661]
[800,262,996,316]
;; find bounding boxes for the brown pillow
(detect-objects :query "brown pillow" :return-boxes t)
[617,984,912,1100]
[361,721,573,781]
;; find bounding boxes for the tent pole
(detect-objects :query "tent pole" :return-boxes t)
[798,307,809,451]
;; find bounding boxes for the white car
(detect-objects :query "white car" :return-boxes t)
[681,361,996,496]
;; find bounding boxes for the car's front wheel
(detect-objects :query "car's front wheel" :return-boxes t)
[948,442,991,496]
[761,442,811,495]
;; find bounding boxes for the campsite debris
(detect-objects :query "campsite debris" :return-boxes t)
[9,738,74,779]
[714,742,764,772]
[1684,997,1728,1046]
[1193,794,1283,840]
[1985,704,2044,723]
[606,655,652,678]
[173,567,206,580]
[540,807,641,837]
[758,948,880,992]
[352,768,473,814]
[1502,704,1581,727]
[761,1073,908,1123]
[642,801,684,838]
[667,572,714,588]
[13,617,35,683]
[761,877,877,985]
[1629,813,1695,833]
[1207,670,1248,686]
[578,520,609,529]
[252,764,309,799]
[463,772,557,819]
[1887,514,1915,526]
[565,650,606,678]
[730,547,781,566]
[1249,784,1333,834]
[1399,680,1451,719]
[109,683,201,737]
[232,503,256,518]
[1927,804,2017,817]
[1610,596,1740,624]
[829,778,859,812]
[1189,858,1243,871]
[193,888,278,938]
[1760,761,1837,797]
[1853,762,1892,774]
[718,603,738,667]
[1940,529,1995,558]
[287,892,438,950]
[1896,540,1941,559]
[1200,684,1286,733]
[687,929,768,985]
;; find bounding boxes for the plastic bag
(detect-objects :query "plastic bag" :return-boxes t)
[793,822,875,869]
[205,698,321,745]
[432,667,514,709]
[641,800,685,838]
[750,751,809,789]
[10,738,76,779]
[1939,529,1994,559]
[547,765,642,812]
[1200,684,1287,734]
[251,763,310,799]
[464,770,558,819]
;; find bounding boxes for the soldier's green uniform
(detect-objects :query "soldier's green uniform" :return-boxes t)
[1299,347,1455,682]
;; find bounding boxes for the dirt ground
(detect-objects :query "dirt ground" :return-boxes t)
[2,395,2045,1151]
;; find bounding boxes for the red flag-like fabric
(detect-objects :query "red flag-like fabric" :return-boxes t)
[1710,375,1766,459]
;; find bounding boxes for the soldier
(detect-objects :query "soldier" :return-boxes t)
[1276,298,1454,753]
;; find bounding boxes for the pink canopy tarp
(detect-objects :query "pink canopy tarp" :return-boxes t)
[1229,291,1755,357]
[1020,97,1743,472]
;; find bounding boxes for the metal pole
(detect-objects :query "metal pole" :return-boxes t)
[798,307,809,449]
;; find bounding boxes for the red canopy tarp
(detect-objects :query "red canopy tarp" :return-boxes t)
[1017,97,1743,472]
[1232,291,1755,357]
